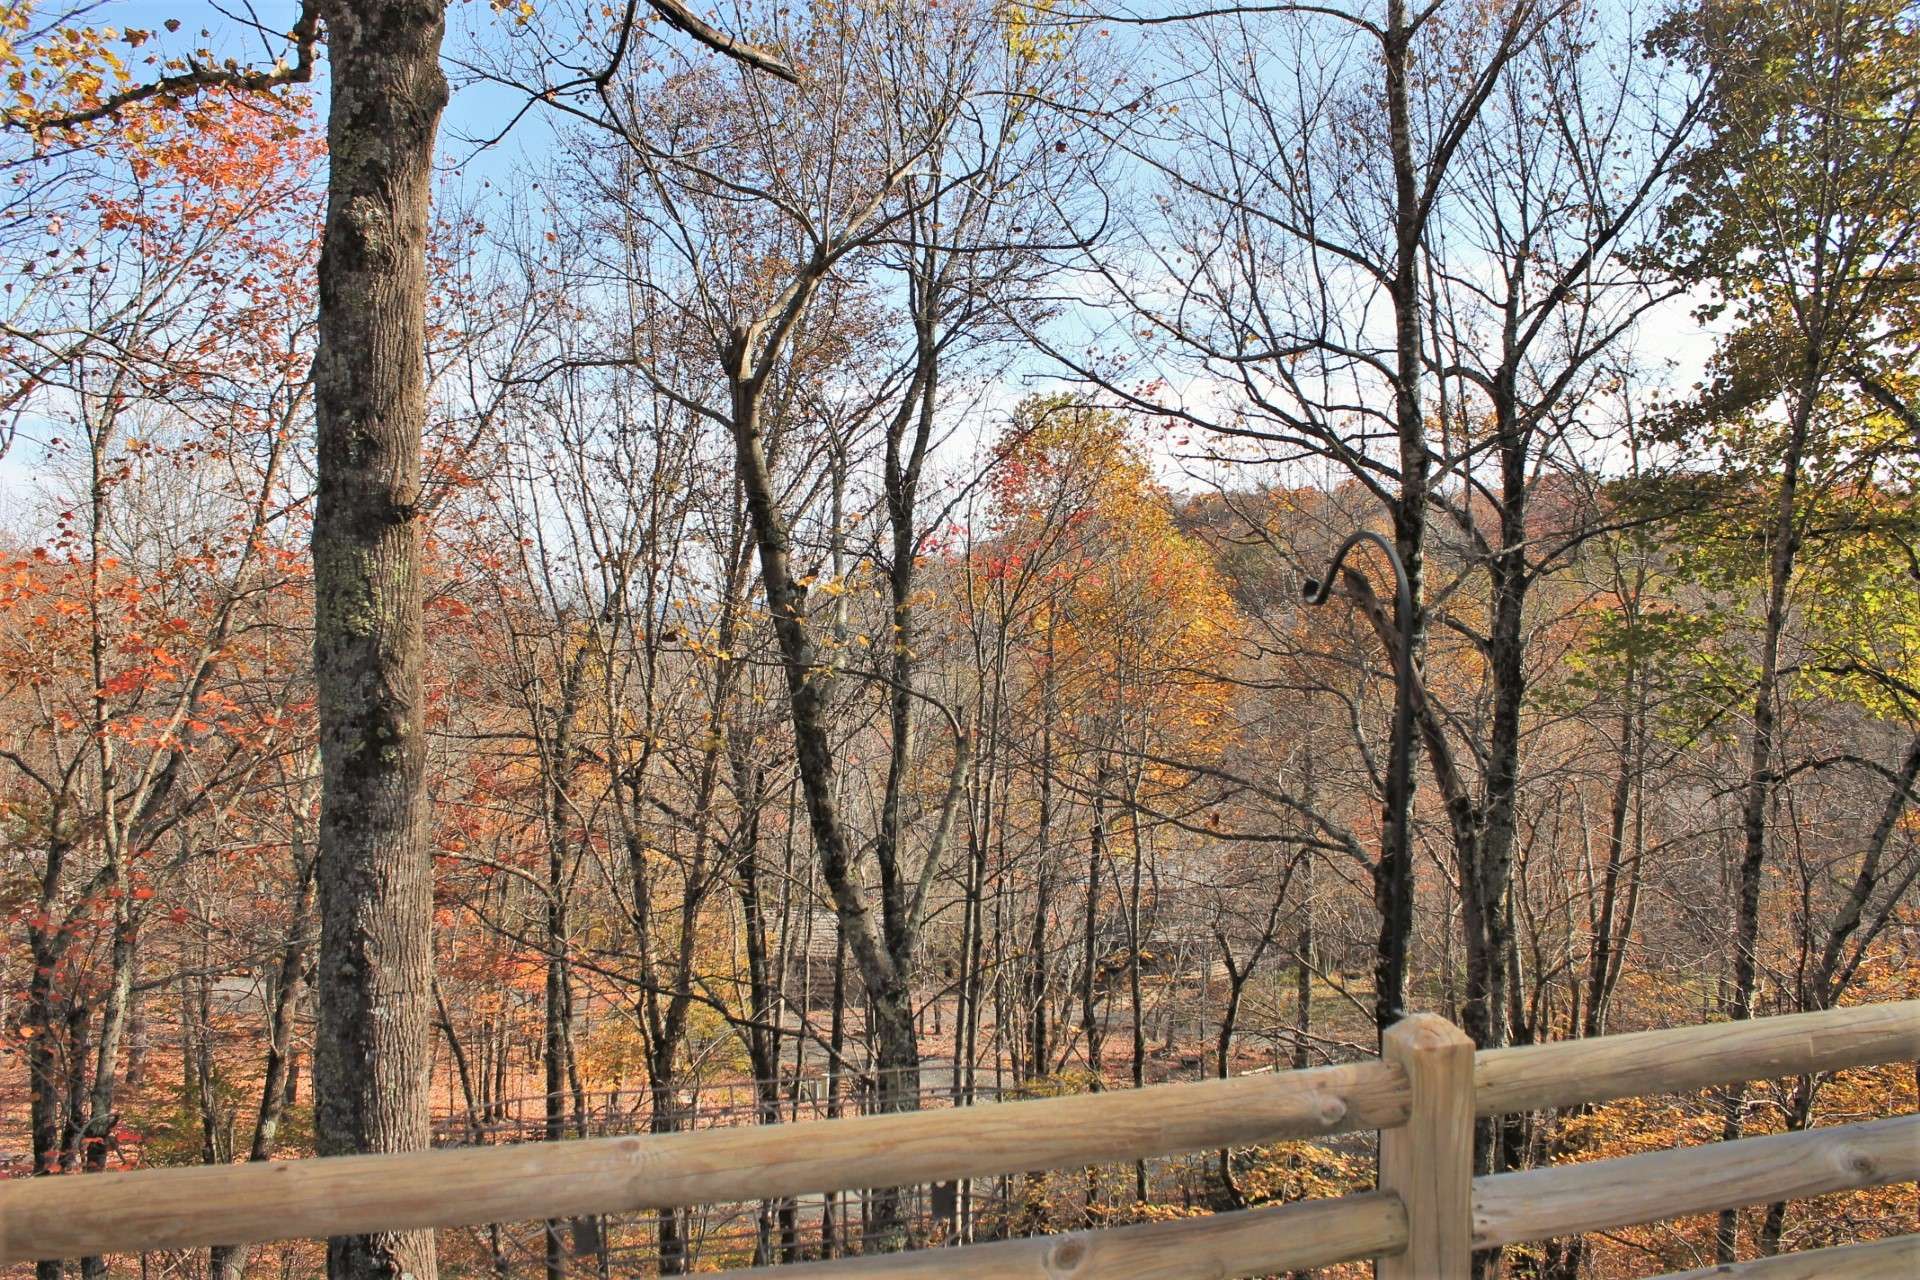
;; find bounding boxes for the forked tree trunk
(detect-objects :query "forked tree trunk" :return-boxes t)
[725,350,924,1246]
[309,3,449,1278]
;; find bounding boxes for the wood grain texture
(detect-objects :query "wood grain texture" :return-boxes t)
[3,1002,1913,1265]
[1474,1000,1919,1116]
[1378,1013,1474,1280]
[1472,1114,1920,1249]
[1650,1235,1918,1279]
[0,1060,1402,1263]
[732,1192,1407,1279]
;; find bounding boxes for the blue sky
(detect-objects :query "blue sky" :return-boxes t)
[1,1,1725,526]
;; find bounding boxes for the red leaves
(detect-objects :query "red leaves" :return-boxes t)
[98,668,150,698]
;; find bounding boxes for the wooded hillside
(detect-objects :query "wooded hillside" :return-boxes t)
[1,1,1915,1277]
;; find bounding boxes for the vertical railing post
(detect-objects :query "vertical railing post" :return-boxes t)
[1378,1013,1474,1279]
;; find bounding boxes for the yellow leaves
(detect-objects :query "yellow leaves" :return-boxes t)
[1000,0,1068,66]
[0,9,193,136]
[985,398,1243,763]
[487,0,537,26]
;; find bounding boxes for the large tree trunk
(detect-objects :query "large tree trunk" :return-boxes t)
[26,923,64,1280]
[725,350,922,1246]
[1715,368,1815,1265]
[309,3,448,1278]
[1373,0,1431,1042]
[1461,427,1527,1062]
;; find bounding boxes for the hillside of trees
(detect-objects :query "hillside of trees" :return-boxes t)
[0,1,1915,1277]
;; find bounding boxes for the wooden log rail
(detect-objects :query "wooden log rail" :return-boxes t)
[1,1001,1915,1276]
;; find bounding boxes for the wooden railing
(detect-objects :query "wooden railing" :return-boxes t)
[1,1001,1915,1277]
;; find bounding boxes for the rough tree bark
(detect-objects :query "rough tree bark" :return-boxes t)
[309,3,449,1278]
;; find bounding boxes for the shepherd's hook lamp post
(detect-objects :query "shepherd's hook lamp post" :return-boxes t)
[1301,530,1416,1040]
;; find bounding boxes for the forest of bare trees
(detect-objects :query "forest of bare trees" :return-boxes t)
[1,1,1916,1277]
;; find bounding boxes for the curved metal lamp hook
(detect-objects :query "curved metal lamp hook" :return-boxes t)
[1301,530,1409,620]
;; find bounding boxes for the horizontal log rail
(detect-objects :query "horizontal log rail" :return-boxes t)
[0,1061,1408,1260]
[1470,1113,1919,1250]
[745,1115,1920,1279]
[744,1192,1412,1279]
[1470,999,1918,1114]
[1657,1235,1919,1279]
[0,1000,1914,1272]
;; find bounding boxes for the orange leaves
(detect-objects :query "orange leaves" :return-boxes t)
[97,668,150,698]
[7,19,323,431]
[977,396,1245,771]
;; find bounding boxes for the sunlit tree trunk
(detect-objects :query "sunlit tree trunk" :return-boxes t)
[309,3,449,1277]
